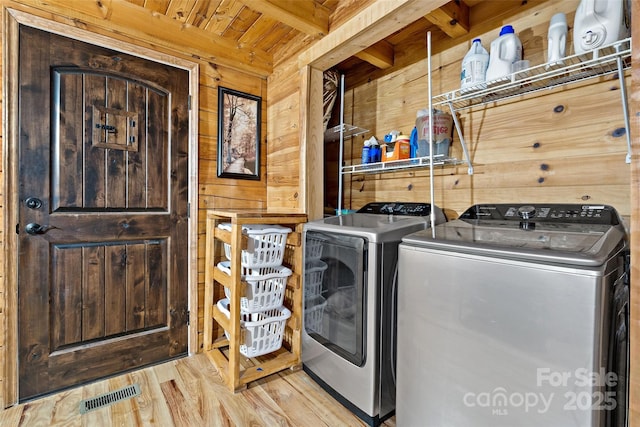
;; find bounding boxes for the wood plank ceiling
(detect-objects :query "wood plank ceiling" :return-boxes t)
[124,0,533,75]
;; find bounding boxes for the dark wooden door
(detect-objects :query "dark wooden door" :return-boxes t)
[17,26,190,401]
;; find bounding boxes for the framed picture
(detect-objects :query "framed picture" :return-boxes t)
[217,87,261,180]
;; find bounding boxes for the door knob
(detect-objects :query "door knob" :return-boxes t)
[25,223,54,235]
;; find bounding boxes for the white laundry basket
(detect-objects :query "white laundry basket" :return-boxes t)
[217,298,291,357]
[218,223,291,268]
[217,261,291,313]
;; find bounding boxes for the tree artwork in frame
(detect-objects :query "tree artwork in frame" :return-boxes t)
[217,87,261,180]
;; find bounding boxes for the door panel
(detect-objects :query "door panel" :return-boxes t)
[18,26,189,401]
[53,70,169,210]
[49,241,168,350]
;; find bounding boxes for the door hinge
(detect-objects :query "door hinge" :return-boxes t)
[187,202,191,218]
[186,310,190,325]
[16,223,19,234]
[188,95,192,111]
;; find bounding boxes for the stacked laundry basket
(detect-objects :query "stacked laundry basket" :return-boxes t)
[216,223,293,357]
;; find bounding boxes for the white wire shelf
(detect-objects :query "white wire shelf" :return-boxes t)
[324,123,369,142]
[341,155,465,175]
[432,38,631,111]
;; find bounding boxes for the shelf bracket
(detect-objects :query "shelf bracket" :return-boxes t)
[447,101,474,175]
[614,43,632,164]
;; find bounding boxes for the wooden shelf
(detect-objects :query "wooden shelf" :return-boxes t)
[203,209,307,393]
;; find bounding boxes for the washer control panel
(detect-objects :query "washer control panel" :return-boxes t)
[357,202,433,216]
[460,204,620,225]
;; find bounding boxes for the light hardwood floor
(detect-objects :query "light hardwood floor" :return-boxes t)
[0,353,397,426]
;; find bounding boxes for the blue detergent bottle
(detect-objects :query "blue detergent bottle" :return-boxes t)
[369,140,381,163]
[361,140,370,164]
[410,127,419,159]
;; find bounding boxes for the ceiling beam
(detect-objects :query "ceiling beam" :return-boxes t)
[354,40,394,69]
[431,0,552,53]
[298,0,449,70]
[424,0,470,38]
[242,0,329,37]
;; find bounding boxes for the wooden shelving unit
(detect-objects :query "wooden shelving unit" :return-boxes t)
[203,209,307,392]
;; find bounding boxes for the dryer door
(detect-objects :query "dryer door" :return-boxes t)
[304,231,367,366]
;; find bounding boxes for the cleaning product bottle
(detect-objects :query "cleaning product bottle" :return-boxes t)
[485,25,522,83]
[573,0,631,55]
[461,38,489,91]
[361,140,370,165]
[546,13,567,69]
[410,127,419,161]
[415,109,430,158]
[369,138,381,163]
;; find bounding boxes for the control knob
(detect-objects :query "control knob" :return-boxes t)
[517,205,536,220]
[380,204,395,214]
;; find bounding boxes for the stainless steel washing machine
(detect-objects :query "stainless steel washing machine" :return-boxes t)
[396,203,629,427]
[302,202,446,427]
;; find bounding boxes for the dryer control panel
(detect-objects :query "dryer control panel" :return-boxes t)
[460,204,620,225]
[357,202,434,216]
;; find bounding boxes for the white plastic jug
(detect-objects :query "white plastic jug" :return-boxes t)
[460,38,489,91]
[573,0,631,55]
[485,25,522,83]
[546,13,567,69]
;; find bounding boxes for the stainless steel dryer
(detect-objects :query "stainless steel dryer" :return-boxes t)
[302,202,446,427]
[396,203,629,427]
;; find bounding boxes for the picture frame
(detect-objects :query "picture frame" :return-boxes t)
[217,87,261,180]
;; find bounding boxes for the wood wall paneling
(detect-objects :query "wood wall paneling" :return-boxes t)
[326,1,631,219]
[298,66,325,220]
[629,0,639,424]
[0,11,4,405]
[266,59,305,213]
[196,75,268,349]
[336,72,631,214]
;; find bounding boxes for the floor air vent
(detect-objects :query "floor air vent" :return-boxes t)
[79,383,141,414]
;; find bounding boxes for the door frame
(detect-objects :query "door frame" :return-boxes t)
[2,8,199,406]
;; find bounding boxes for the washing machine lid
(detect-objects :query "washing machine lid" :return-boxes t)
[305,202,446,242]
[401,204,627,266]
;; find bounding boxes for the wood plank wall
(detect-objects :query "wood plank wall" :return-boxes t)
[265,0,376,213]
[0,17,4,403]
[195,69,268,351]
[266,52,304,211]
[328,0,631,219]
[629,0,639,424]
[0,0,268,407]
